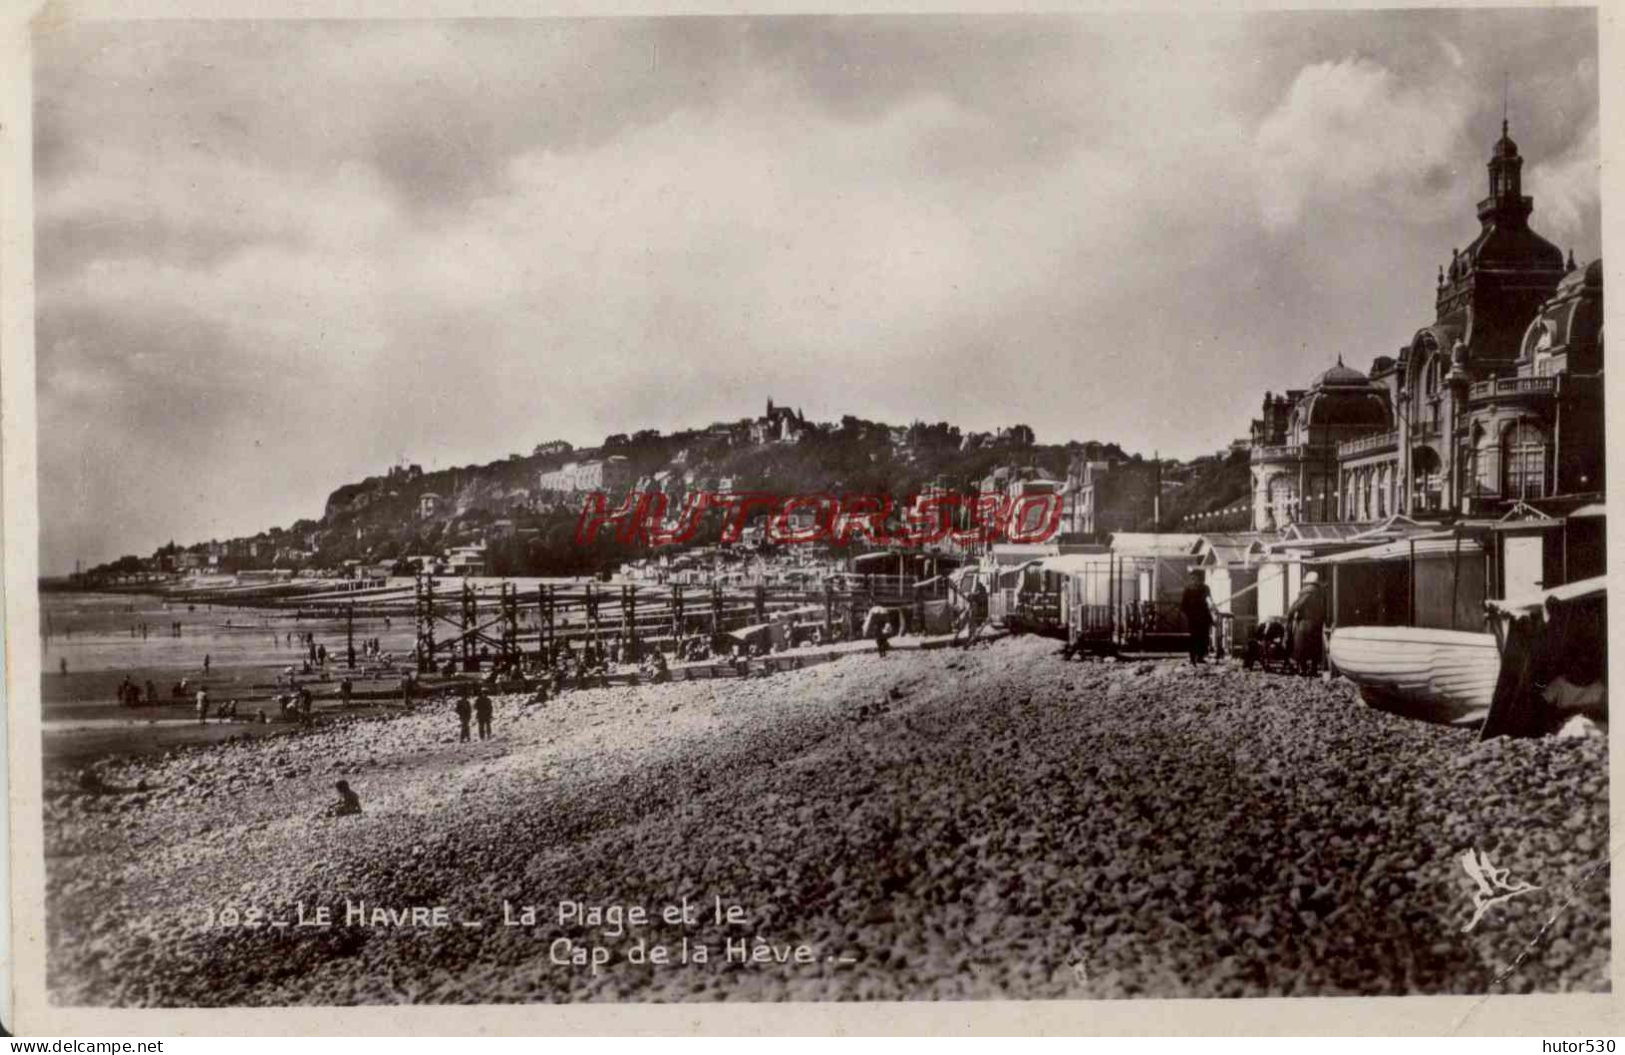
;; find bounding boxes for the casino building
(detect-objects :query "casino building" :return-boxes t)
[1248,116,1604,546]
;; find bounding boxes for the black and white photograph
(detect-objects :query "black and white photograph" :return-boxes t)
[6,0,1614,1029]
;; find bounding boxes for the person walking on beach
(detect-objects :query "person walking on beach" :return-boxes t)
[195,687,210,724]
[204,653,211,675]
[59,657,67,677]
[474,689,493,740]
[1180,569,1216,666]
[455,691,473,743]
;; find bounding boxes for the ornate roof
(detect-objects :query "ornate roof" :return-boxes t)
[1520,256,1604,363]
[1294,358,1391,429]
[1313,360,1370,388]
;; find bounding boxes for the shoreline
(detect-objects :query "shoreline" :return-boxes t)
[42,623,973,771]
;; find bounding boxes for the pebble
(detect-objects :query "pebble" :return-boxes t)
[42,637,1609,1005]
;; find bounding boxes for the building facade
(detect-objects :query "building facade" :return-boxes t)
[537,456,633,494]
[1248,118,1603,532]
[1249,362,1392,530]
[1063,457,1157,538]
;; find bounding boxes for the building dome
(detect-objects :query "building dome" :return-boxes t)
[1303,388,1391,428]
[1313,360,1369,388]
[1548,256,1603,301]
[1291,356,1391,430]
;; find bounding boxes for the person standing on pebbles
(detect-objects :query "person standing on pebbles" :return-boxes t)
[1286,571,1327,675]
[455,690,473,743]
[474,688,494,740]
[1180,569,1216,666]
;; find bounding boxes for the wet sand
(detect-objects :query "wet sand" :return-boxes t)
[40,590,419,768]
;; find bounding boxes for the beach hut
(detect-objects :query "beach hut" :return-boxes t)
[1251,520,1418,624]
[1103,533,1202,649]
[1311,529,1488,631]
[1486,500,1606,601]
[981,543,1060,625]
[1190,533,1268,654]
[1036,552,1133,651]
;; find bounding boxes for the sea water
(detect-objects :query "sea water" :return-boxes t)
[39,590,419,716]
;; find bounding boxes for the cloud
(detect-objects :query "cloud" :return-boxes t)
[30,14,1601,573]
[1527,116,1600,240]
[1253,57,1474,231]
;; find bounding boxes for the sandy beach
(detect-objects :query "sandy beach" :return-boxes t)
[44,635,1608,1005]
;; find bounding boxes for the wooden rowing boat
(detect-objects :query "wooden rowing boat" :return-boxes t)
[1328,624,1501,726]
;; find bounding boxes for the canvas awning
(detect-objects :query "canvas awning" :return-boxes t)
[1489,519,1562,532]
[1035,553,1116,575]
[989,543,1061,565]
[1262,536,1370,555]
[1485,575,1606,619]
[1310,533,1484,565]
[1107,532,1202,558]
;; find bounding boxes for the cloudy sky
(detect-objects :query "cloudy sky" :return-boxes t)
[33,10,1600,573]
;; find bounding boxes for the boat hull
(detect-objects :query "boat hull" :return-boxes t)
[1329,625,1501,726]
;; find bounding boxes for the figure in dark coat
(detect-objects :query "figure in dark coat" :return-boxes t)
[1179,570,1215,666]
[455,692,473,742]
[1287,572,1327,675]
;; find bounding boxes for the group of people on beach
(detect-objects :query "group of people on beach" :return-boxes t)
[452,686,495,742]
[1179,567,1328,674]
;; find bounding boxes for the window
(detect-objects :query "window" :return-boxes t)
[1472,424,1497,496]
[1502,422,1547,499]
[1412,447,1442,512]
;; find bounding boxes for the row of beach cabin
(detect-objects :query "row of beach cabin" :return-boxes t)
[971,506,1605,656]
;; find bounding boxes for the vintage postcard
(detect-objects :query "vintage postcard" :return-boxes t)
[3,0,1619,1036]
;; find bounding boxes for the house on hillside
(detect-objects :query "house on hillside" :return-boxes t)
[446,544,487,577]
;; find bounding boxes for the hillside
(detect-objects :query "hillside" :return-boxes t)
[87,404,1249,580]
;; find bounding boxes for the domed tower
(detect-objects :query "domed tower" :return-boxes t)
[1432,118,1566,369]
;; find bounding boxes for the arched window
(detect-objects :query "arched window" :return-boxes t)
[1502,421,1547,499]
